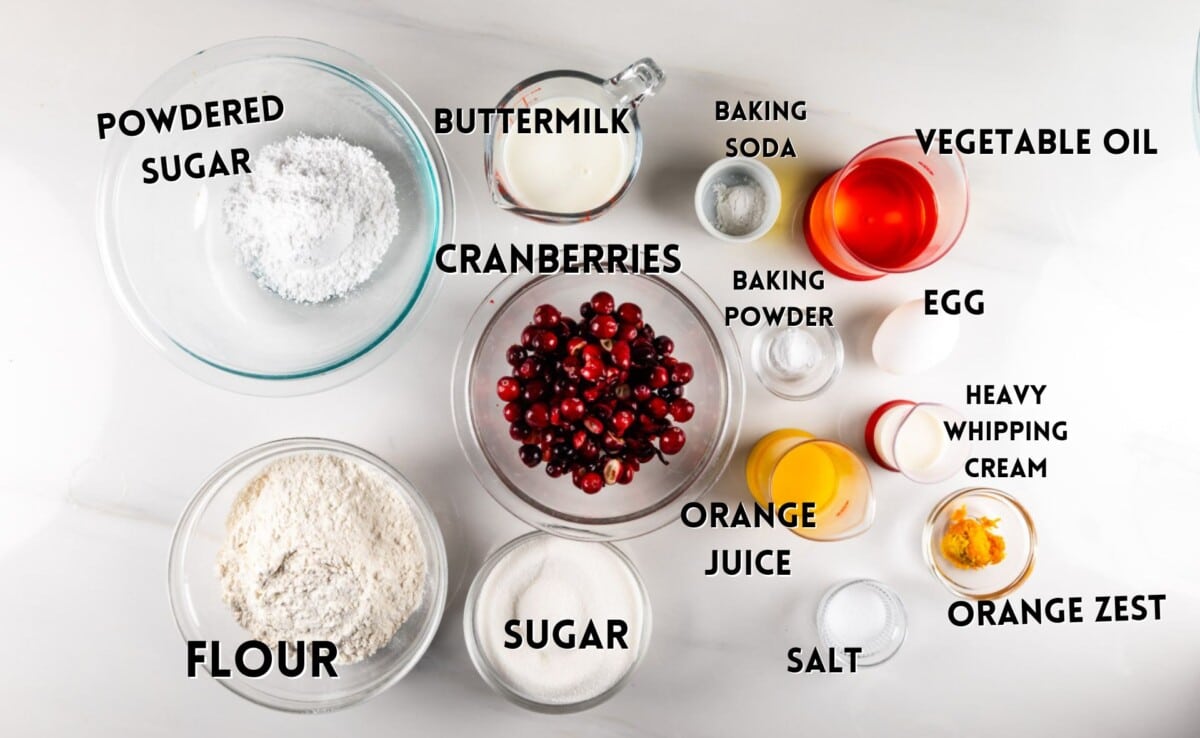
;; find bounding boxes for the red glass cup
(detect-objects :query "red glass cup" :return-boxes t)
[803,136,968,281]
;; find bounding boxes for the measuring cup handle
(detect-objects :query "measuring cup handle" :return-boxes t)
[604,58,666,109]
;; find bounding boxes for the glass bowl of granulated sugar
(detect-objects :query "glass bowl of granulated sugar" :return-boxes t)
[168,437,448,712]
[97,37,453,395]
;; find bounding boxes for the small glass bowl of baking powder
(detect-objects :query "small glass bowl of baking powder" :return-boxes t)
[97,38,453,395]
[168,438,448,712]
[694,157,782,242]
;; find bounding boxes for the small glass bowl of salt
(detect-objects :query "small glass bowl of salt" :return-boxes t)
[750,324,843,400]
[694,157,781,242]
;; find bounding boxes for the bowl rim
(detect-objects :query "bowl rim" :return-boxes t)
[922,486,1037,600]
[450,271,745,541]
[96,36,453,396]
[461,531,653,713]
[166,436,449,713]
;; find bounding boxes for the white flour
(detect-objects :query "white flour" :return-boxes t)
[217,452,426,664]
[222,135,400,304]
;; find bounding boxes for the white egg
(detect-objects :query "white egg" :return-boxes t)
[872,299,960,374]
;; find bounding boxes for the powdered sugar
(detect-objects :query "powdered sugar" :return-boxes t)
[217,452,426,664]
[223,135,400,304]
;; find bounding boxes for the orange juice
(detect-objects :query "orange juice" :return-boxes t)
[745,429,875,540]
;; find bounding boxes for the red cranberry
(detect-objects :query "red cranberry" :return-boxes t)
[611,409,634,435]
[609,341,631,369]
[589,315,618,339]
[617,302,642,325]
[520,325,538,348]
[506,345,526,366]
[590,291,615,315]
[545,463,565,478]
[648,366,670,389]
[582,344,603,362]
[509,422,529,441]
[531,330,558,354]
[613,323,636,342]
[516,358,539,380]
[654,335,674,355]
[560,397,585,422]
[579,301,595,319]
[518,444,541,467]
[602,432,625,453]
[633,384,652,401]
[497,376,521,401]
[525,402,550,428]
[572,429,589,450]
[631,341,656,366]
[583,416,605,435]
[521,379,545,402]
[671,362,694,385]
[579,361,603,382]
[502,402,523,423]
[566,336,587,355]
[580,472,603,494]
[670,398,695,422]
[647,397,669,418]
[532,304,561,327]
[660,426,686,455]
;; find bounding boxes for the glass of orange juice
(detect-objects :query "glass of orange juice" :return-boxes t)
[745,429,875,541]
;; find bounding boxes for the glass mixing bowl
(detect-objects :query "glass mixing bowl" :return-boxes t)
[97,37,452,394]
[167,438,448,712]
[452,272,744,540]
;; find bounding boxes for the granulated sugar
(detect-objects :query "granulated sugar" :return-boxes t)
[473,535,645,705]
[223,135,400,304]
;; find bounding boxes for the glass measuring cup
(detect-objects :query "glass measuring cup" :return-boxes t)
[485,58,665,223]
[803,136,969,280]
[745,429,875,541]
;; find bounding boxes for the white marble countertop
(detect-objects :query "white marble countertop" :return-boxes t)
[3,0,1200,735]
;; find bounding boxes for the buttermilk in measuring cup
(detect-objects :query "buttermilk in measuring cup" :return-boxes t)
[473,59,665,222]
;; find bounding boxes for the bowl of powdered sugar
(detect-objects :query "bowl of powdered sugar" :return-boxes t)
[168,438,448,712]
[97,37,453,394]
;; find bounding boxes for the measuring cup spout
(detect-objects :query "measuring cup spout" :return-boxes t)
[604,58,666,109]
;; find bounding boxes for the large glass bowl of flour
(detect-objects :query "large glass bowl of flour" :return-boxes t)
[168,437,448,712]
[97,38,452,394]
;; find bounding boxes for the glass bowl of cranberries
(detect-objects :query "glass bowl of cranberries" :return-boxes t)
[452,272,744,540]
